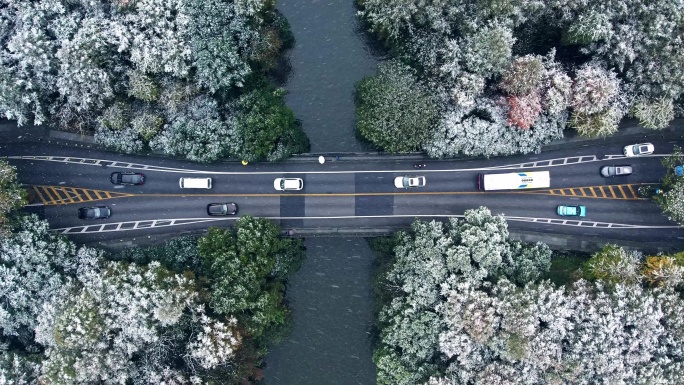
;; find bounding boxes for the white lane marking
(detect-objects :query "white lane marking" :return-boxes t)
[6,154,669,175]
[51,215,682,234]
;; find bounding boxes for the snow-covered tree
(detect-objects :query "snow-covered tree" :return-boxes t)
[227,87,309,162]
[149,95,231,162]
[499,55,544,96]
[660,180,684,226]
[0,350,41,385]
[375,208,555,385]
[355,60,438,153]
[0,215,97,347]
[184,0,255,91]
[630,97,675,130]
[425,100,564,158]
[0,159,26,231]
[582,244,643,285]
[35,260,239,384]
[197,216,304,339]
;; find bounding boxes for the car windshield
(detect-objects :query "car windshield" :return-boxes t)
[280,180,286,189]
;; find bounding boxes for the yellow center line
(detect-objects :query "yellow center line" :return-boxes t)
[26,183,649,204]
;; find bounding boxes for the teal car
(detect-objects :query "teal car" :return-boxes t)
[557,205,586,217]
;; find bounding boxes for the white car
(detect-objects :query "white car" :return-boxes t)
[274,178,303,191]
[623,143,654,157]
[394,176,426,188]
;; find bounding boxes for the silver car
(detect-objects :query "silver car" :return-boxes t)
[600,165,633,177]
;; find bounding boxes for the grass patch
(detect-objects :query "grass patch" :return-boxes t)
[544,250,591,287]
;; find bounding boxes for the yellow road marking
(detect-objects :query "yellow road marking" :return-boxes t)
[41,187,57,204]
[70,187,84,202]
[607,186,617,199]
[627,185,637,198]
[589,187,597,198]
[32,186,48,204]
[617,185,627,199]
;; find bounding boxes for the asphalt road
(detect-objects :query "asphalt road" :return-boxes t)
[1,137,683,248]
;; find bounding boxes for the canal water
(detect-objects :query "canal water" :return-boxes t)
[263,238,377,384]
[274,0,385,153]
[264,1,383,383]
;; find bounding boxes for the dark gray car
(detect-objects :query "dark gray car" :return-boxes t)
[110,172,145,185]
[78,206,111,219]
[207,203,238,216]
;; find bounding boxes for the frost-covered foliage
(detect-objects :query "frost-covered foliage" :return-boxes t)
[187,311,240,370]
[374,207,551,385]
[582,244,643,285]
[1,0,306,162]
[184,0,255,92]
[0,215,96,346]
[373,212,684,385]
[0,215,305,384]
[442,23,515,79]
[571,64,622,115]
[149,95,231,162]
[227,87,309,162]
[499,55,544,96]
[355,60,438,153]
[560,1,684,102]
[630,97,675,130]
[0,351,41,385]
[431,279,684,385]
[506,92,542,130]
[0,159,26,230]
[197,216,305,339]
[425,100,565,158]
[661,180,684,226]
[359,0,684,155]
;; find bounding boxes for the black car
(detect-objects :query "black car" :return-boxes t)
[207,203,238,216]
[110,172,145,185]
[78,206,111,219]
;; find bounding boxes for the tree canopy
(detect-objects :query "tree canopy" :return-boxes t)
[358,0,684,157]
[372,209,684,385]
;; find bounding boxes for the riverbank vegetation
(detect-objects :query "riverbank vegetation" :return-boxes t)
[356,0,684,156]
[658,146,684,225]
[0,0,308,162]
[371,207,684,385]
[0,213,305,384]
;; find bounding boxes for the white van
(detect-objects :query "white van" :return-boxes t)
[179,177,212,189]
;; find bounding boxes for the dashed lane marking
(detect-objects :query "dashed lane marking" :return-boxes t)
[50,214,682,234]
